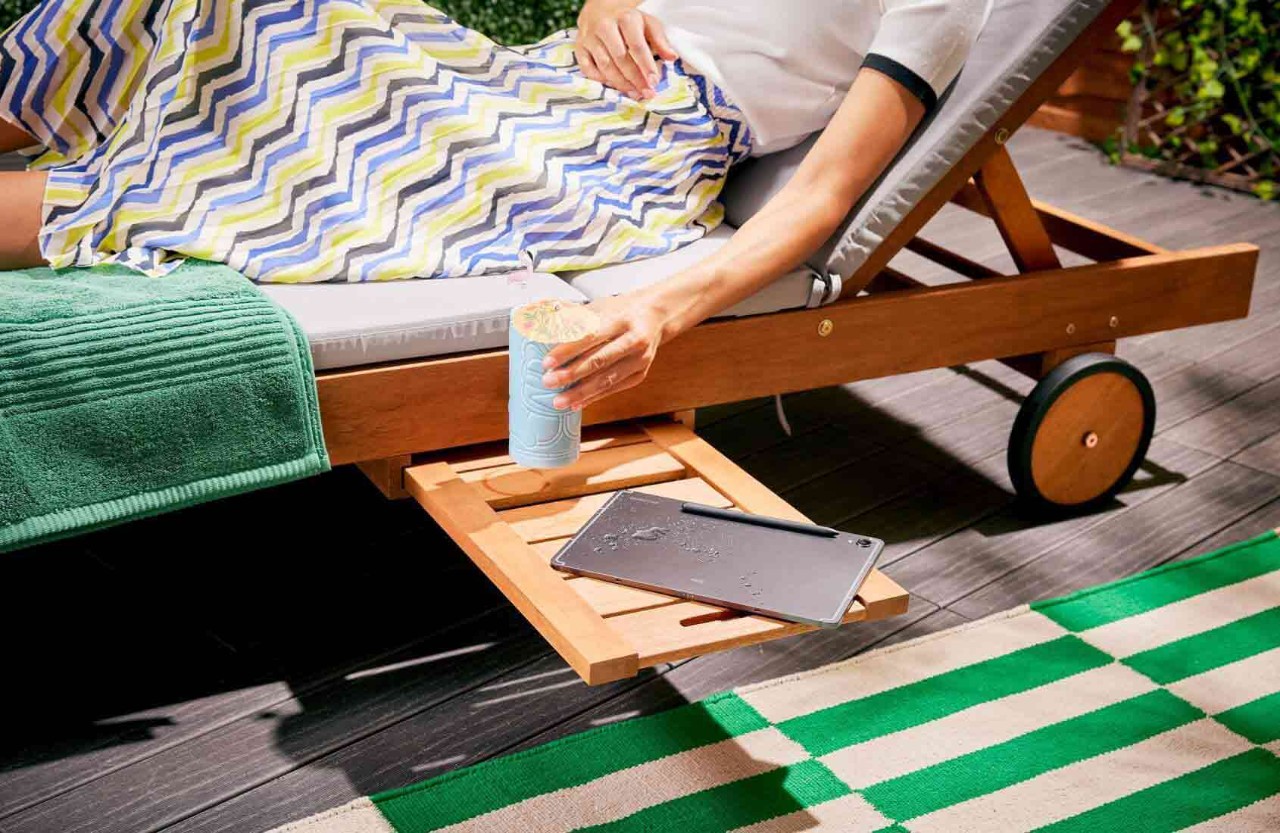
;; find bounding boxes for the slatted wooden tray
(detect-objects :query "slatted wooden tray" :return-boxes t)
[406,419,909,684]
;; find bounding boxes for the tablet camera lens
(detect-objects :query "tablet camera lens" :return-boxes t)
[856,538,872,548]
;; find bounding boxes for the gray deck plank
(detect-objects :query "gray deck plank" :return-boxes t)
[0,550,254,818]
[695,401,802,460]
[512,606,967,755]
[1205,321,1280,384]
[892,336,1272,499]
[1029,155,1280,254]
[160,652,673,833]
[165,601,946,833]
[949,460,1280,619]
[1116,340,1204,382]
[695,397,771,429]
[696,365,968,464]
[3,683,286,822]
[1234,431,1280,479]
[847,468,1012,567]
[886,437,1220,607]
[162,606,952,833]
[781,445,950,529]
[1149,365,1263,434]
[6,605,544,833]
[794,361,1025,441]
[1167,497,1280,562]
[0,468,494,822]
[1135,287,1280,365]
[729,423,885,495]
[1165,376,1280,459]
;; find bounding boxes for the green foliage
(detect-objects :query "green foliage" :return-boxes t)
[0,0,579,43]
[437,0,578,44]
[1117,1,1278,199]
[10,0,1272,200]
[0,0,30,32]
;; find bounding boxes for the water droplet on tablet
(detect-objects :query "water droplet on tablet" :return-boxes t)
[630,526,668,541]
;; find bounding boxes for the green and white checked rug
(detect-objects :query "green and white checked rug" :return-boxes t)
[273,531,1280,832]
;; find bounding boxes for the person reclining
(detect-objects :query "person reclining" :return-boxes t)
[0,0,989,410]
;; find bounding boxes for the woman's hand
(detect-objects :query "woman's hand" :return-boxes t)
[536,68,929,416]
[541,291,676,411]
[575,0,678,100]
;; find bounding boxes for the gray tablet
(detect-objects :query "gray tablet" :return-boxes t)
[551,490,884,627]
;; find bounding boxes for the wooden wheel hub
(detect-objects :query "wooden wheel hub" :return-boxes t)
[1028,372,1146,506]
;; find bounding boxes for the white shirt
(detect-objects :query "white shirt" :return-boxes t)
[640,0,993,155]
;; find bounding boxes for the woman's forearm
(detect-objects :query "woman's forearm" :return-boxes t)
[642,67,927,341]
[643,178,853,341]
[542,67,928,411]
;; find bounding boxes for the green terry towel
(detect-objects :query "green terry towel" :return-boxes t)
[0,261,329,552]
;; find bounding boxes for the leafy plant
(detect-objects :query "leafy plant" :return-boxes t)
[436,0,578,44]
[0,0,30,32]
[9,1,1273,200]
[0,0,578,44]
[1114,0,1278,199]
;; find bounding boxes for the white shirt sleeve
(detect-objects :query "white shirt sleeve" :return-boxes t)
[861,0,992,109]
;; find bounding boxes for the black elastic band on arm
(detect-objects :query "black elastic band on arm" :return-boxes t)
[861,53,937,112]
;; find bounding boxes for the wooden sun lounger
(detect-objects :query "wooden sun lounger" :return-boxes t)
[313,0,1258,683]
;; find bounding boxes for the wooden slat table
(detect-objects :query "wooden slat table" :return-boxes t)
[406,419,910,684]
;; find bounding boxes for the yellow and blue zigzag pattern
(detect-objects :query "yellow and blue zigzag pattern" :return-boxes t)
[0,0,751,282]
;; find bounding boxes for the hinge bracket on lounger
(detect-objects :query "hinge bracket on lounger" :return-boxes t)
[815,271,843,306]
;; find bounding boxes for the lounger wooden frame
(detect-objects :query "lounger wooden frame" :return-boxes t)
[317,0,1257,682]
[318,0,1256,470]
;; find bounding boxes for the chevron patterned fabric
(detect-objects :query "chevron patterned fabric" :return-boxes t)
[0,0,752,282]
[267,531,1280,832]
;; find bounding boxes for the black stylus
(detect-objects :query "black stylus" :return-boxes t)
[679,501,840,537]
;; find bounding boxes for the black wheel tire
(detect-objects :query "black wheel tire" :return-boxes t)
[1008,352,1156,515]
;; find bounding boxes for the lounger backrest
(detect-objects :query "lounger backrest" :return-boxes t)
[719,0,1112,292]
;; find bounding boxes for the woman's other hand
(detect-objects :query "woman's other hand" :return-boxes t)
[575,0,678,100]
[540,291,677,411]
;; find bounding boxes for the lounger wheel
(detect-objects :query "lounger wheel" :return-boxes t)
[1008,353,1155,514]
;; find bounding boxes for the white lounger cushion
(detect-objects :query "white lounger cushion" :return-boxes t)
[562,225,829,317]
[720,0,1111,285]
[259,271,587,371]
[269,224,827,370]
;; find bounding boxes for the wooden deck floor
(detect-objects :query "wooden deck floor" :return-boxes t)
[4,127,1280,833]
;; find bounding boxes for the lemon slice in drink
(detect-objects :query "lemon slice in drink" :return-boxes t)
[512,299,599,344]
